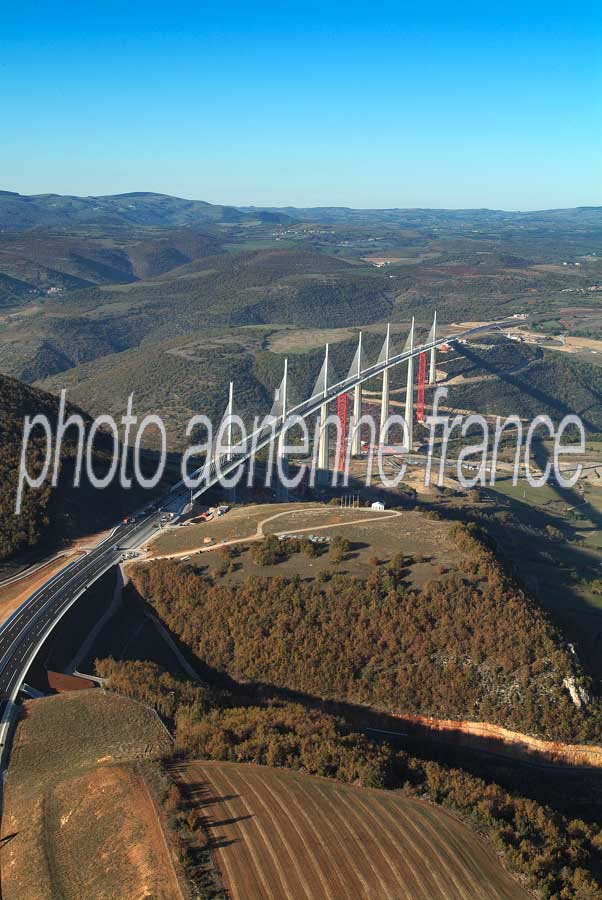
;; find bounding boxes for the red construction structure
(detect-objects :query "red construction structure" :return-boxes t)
[336,392,350,470]
[416,351,427,423]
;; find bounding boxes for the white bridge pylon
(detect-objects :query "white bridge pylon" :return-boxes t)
[348,331,363,457]
[191,313,506,500]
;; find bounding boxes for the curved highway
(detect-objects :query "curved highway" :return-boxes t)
[0,485,188,761]
[0,521,146,700]
[0,316,515,757]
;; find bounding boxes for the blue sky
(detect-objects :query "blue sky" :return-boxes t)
[2,1,601,209]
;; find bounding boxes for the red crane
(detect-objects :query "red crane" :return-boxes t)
[336,392,350,471]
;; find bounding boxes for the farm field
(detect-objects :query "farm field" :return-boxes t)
[173,759,531,900]
[1,691,180,900]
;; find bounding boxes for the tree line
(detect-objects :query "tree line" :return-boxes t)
[98,658,602,899]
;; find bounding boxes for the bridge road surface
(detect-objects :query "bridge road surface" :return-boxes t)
[0,485,187,709]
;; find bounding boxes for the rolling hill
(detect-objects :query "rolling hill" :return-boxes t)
[0,189,294,230]
[0,226,224,298]
[129,525,599,742]
[33,328,602,455]
[33,326,396,450]
[242,203,602,232]
[0,373,156,565]
[1,191,601,461]
[1,691,175,900]
[3,190,602,234]
[438,338,602,434]
[0,247,386,385]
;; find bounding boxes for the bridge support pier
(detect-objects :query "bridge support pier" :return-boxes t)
[314,344,330,485]
[404,318,415,451]
[380,367,390,446]
[351,382,362,456]
[379,324,391,446]
[429,310,437,385]
[317,401,329,485]
[225,380,236,503]
[350,332,363,457]
[276,455,290,501]
[276,358,290,500]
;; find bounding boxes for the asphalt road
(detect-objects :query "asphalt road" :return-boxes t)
[0,486,187,706]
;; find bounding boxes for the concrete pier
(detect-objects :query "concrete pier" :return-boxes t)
[316,344,330,483]
[429,310,437,385]
[404,318,415,450]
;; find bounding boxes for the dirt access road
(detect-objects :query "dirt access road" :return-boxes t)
[149,506,403,561]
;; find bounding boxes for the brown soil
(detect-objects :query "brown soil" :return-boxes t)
[27,764,182,900]
[46,670,95,692]
[1,691,180,900]
[173,759,531,900]
[0,527,114,627]
[0,553,85,627]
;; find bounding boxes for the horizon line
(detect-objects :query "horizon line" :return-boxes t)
[2,187,601,215]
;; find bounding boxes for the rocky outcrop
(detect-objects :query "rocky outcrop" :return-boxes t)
[394,713,602,768]
[563,675,591,709]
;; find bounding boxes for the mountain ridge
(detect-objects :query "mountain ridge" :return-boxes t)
[0,191,293,230]
[2,189,602,232]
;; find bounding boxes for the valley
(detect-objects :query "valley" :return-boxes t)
[1,193,602,900]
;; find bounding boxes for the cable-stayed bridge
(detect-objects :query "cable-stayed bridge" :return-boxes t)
[188,314,506,497]
[0,314,511,759]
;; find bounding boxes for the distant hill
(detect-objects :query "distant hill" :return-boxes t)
[0,190,293,231]
[0,248,379,385]
[242,203,602,230]
[0,226,224,298]
[1,191,601,454]
[3,189,601,234]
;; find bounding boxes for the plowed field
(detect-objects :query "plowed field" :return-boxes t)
[173,760,531,900]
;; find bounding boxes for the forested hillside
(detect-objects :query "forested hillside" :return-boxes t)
[0,374,140,562]
[449,346,602,434]
[128,523,600,742]
[32,326,602,455]
[36,328,390,449]
[0,225,223,300]
[2,196,601,461]
[0,190,291,230]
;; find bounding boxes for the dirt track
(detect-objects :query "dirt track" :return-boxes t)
[150,505,402,560]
